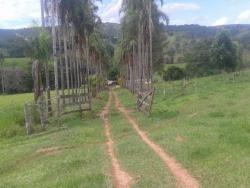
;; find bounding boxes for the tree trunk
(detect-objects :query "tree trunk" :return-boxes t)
[40,0,45,27]
[149,1,153,83]
[44,61,52,113]
[84,29,92,109]
[63,24,70,94]
[58,30,65,105]
[1,62,5,94]
[40,0,52,112]
[129,56,132,92]
[52,0,60,115]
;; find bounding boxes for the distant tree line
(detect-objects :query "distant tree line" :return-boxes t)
[0,59,54,94]
[163,32,242,81]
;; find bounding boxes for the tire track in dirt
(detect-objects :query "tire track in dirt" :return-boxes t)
[113,91,199,188]
[102,91,132,188]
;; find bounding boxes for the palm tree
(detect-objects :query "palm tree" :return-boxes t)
[42,0,104,111]
[120,0,168,93]
[38,31,52,111]
[89,27,110,93]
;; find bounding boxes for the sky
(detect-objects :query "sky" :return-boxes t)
[0,0,250,29]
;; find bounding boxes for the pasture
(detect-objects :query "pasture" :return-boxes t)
[0,70,250,187]
[116,70,250,187]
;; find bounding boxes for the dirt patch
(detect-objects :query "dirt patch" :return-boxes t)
[102,91,133,188]
[176,135,185,143]
[36,147,61,156]
[97,96,103,100]
[36,146,73,156]
[113,91,199,188]
[190,113,198,118]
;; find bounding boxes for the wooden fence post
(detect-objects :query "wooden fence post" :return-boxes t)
[24,103,32,135]
[37,95,47,130]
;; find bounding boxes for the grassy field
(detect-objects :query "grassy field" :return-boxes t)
[1,69,250,187]
[0,91,113,188]
[0,93,34,139]
[4,58,31,70]
[115,70,250,188]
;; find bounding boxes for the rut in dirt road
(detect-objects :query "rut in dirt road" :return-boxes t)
[113,91,200,188]
[102,91,132,188]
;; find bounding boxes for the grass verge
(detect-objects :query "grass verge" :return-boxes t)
[0,91,113,188]
[115,70,250,188]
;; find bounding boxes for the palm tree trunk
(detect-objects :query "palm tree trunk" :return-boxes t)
[138,22,142,92]
[52,0,60,115]
[59,31,65,105]
[40,0,52,112]
[129,56,132,92]
[40,0,45,27]
[44,61,52,113]
[149,1,153,85]
[84,29,91,109]
[63,25,70,95]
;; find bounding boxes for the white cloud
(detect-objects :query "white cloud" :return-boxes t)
[0,0,41,29]
[97,1,201,24]
[98,0,122,23]
[237,9,250,23]
[212,17,228,26]
[160,3,200,14]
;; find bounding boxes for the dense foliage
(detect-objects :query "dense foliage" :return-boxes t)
[163,66,185,81]
[184,32,239,77]
[0,12,249,93]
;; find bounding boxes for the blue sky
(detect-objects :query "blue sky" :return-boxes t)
[0,0,250,29]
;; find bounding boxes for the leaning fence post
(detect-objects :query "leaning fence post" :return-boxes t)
[24,103,32,135]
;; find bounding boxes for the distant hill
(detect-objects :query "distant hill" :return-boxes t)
[1,23,250,42]
[0,28,39,41]
[0,23,250,57]
[167,24,250,38]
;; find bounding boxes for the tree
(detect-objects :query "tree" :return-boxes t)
[119,0,168,93]
[23,28,52,104]
[185,39,215,77]
[0,51,5,94]
[89,27,111,93]
[37,31,52,111]
[42,0,106,112]
[163,66,185,81]
[211,32,237,72]
[2,68,30,94]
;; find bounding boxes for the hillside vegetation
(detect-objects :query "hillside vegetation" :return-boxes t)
[1,24,250,58]
[0,58,34,94]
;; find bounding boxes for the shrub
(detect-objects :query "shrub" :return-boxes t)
[108,67,118,81]
[163,66,186,81]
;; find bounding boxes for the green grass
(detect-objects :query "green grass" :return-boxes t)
[0,91,113,188]
[4,58,31,70]
[108,102,175,187]
[164,63,186,70]
[115,70,250,188]
[1,68,250,187]
[0,93,34,139]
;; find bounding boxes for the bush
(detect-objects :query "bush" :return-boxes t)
[163,66,186,81]
[108,67,118,81]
